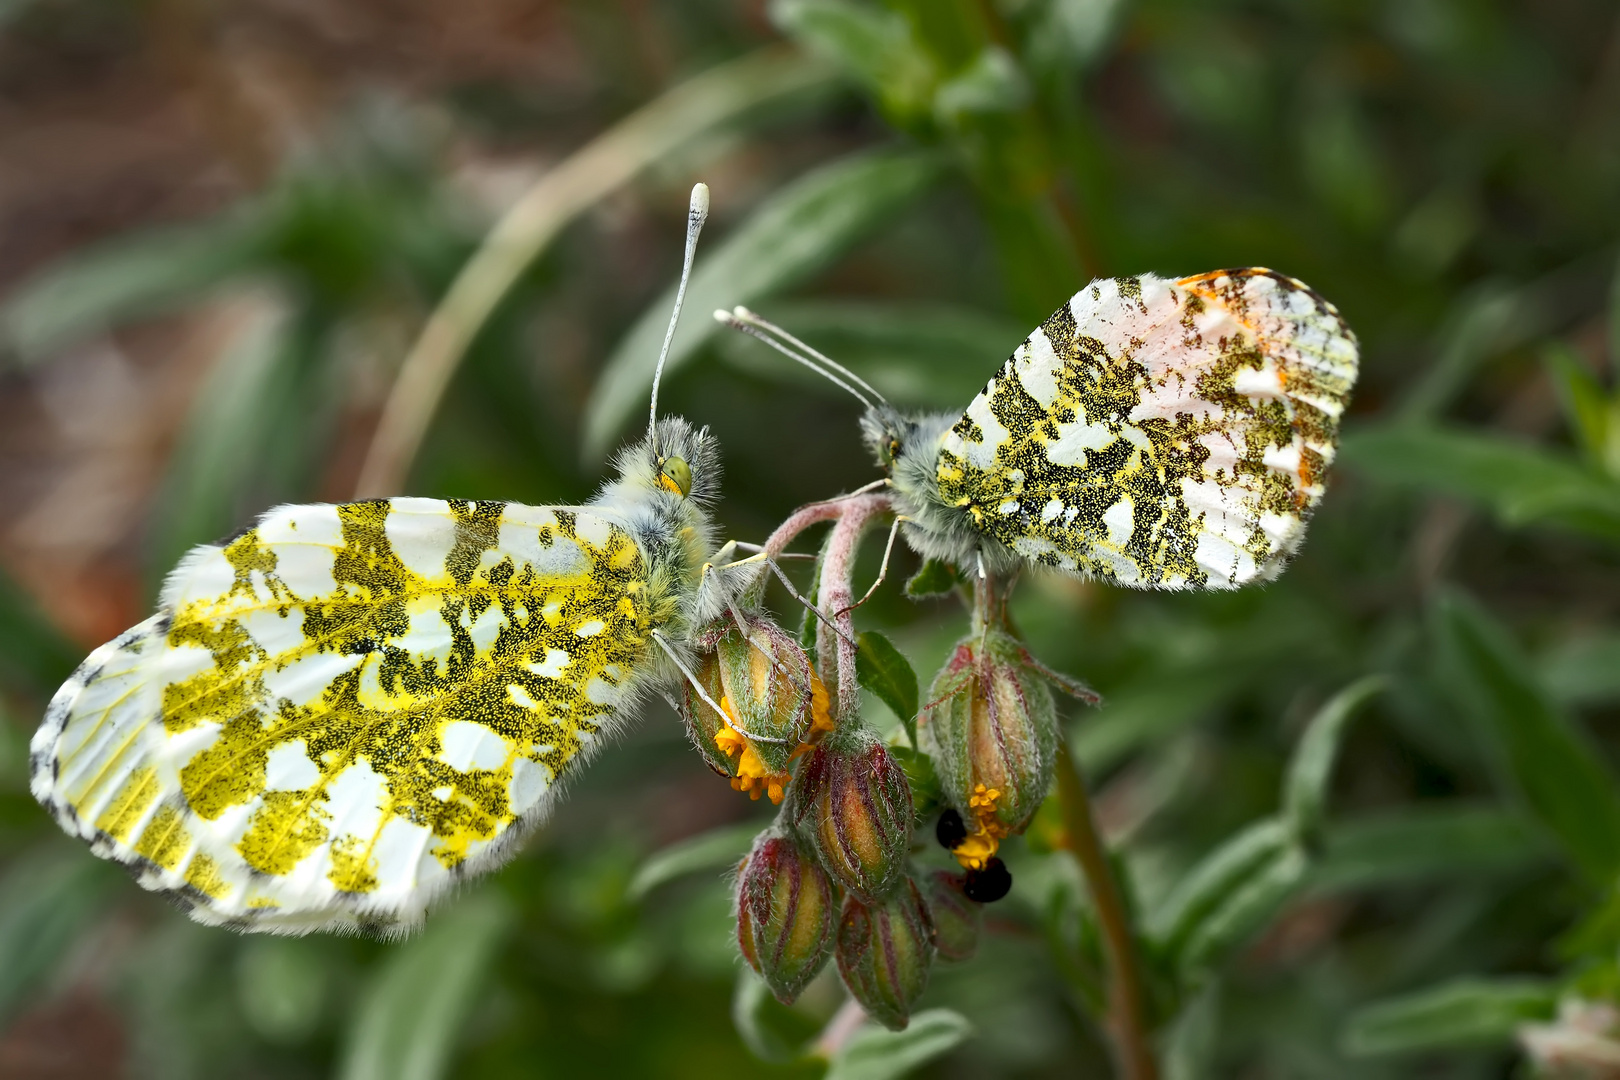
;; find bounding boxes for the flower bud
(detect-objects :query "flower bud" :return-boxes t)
[679,616,833,805]
[791,729,914,902]
[921,627,1056,867]
[715,614,829,776]
[923,870,982,962]
[680,648,739,779]
[734,830,838,1004]
[836,876,936,1031]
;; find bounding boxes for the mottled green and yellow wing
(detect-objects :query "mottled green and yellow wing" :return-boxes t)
[30,498,658,933]
[936,269,1358,588]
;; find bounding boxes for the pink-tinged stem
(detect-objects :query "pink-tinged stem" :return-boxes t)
[807,494,890,721]
[762,498,855,559]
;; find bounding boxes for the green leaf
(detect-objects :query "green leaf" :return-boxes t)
[731,969,807,1064]
[1,213,271,366]
[1163,980,1220,1080]
[1544,342,1615,467]
[824,1009,973,1080]
[1310,804,1551,894]
[337,893,513,1080]
[903,558,963,598]
[1342,978,1555,1057]
[626,822,761,902]
[1282,676,1386,843]
[933,46,1030,126]
[235,937,330,1045]
[888,744,942,820]
[0,563,81,697]
[1148,817,1292,951]
[712,299,1021,410]
[1540,632,1620,707]
[1071,667,1247,774]
[1399,261,1606,421]
[583,147,945,460]
[1435,590,1620,884]
[856,630,920,746]
[770,0,938,126]
[0,846,116,1025]
[1021,0,1127,78]
[1178,843,1310,973]
[1340,423,1620,542]
[146,303,297,580]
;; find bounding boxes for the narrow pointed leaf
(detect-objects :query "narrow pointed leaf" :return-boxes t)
[1343,979,1555,1057]
[824,1009,973,1080]
[1435,590,1620,883]
[338,894,513,1080]
[1283,676,1385,842]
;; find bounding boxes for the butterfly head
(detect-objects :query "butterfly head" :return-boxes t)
[859,405,921,474]
[633,415,721,505]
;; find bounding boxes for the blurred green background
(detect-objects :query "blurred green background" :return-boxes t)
[3,0,1620,1077]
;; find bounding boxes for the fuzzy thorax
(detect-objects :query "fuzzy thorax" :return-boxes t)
[592,416,729,640]
[861,405,1024,573]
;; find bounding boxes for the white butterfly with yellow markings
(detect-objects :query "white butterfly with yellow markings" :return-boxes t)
[726,267,1359,589]
[31,186,749,935]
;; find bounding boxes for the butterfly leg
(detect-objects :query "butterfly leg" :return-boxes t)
[708,550,856,649]
[650,630,792,745]
[836,514,908,616]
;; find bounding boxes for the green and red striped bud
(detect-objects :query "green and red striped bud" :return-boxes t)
[921,627,1056,868]
[680,648,738,779]
[791,729,914,902]
[922,869,982,962]
[835,876,936,1031]
[734,829,838,1004]
[680,615,832,804]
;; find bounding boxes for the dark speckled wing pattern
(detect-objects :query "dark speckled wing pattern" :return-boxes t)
[935,269,1358,588]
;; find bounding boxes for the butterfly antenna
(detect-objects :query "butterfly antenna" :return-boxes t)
[732,305,887,407]
[712,309,877,409]
[648,182,710,456]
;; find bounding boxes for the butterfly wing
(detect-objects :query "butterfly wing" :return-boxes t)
[31,498,659,934]
[934,269,1358,588]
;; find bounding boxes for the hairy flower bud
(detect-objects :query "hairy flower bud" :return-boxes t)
[835,877,936,1031]
[716,614,830,776]
[792,729,914,902]
[680,617,832,804]
[923,870,982,962]
[680,648,739,778]
[735,830,838,1004]
[921,627,1056,867]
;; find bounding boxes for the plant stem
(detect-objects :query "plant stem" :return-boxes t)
[1055,739,1158,1080]
[763,493,893,723]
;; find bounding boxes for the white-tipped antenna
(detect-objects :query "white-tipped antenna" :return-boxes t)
[712,308,884,410]
[732,306,887,407]
[648,182,711,455]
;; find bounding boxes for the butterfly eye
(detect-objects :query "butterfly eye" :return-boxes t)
[886,438,902,465]
[659,456,693,497]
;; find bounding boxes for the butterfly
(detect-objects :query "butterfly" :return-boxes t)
[29,185,754,935]
[723,268,1359,590]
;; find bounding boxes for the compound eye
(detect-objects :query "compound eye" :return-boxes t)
[886,438,902,465]
[658,456,693,497]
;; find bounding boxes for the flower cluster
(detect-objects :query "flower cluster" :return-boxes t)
[674,560,1090,1032]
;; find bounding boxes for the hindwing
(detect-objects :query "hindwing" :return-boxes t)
[30,498,659,933]
[934,269,1358,588]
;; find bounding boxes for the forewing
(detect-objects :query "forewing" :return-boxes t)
[30,498,656,933]
[935,269,1358,587]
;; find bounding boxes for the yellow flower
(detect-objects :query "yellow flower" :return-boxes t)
[952,784,1010,869]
